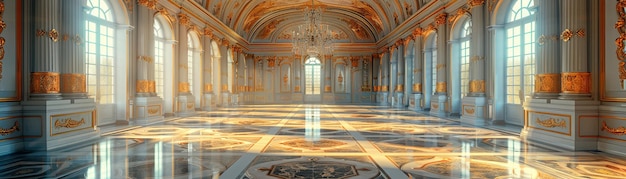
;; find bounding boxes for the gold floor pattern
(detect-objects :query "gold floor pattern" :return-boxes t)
[1,104,626,178]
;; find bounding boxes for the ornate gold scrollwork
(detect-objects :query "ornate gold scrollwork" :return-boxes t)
[468,0,485,7]
[36,29,46,37]
[381,85,388,92]
[49,29,59,42]
[54,118,85,129]
[396,85,404,92]
[31,72,60,94]
[61,74,86,93]
[204,84,213,93]
[535,118,567,128]
[0,1,4,80]
[601,121,626,135]
[535,74,560,93]
[148,107,160,115]
[137,0,157,10]
[0,121,19,136]
[436,82,447,93]
[464,107,475,115]
[435,13,447,25]
[469,80,485,93]
[177,13,190,26]
[413,83,422,93]
[324,85,332,92]
[616,1,626,87]
[179,82,190,93]
[561,28,585,42]
[561,72,591,94]
[136,80,151,93]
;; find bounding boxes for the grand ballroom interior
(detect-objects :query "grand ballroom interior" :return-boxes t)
[1,0,626,178]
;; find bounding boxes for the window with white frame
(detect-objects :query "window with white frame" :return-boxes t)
[154,19,165,97]
[506,0,535,104]
[460,20,472,97]
[305,57,322,95]
[86,0,116,104]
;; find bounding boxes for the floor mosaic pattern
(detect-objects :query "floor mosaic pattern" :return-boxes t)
[2,104,626,178]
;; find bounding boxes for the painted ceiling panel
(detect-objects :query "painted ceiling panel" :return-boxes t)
[202,0,423,43]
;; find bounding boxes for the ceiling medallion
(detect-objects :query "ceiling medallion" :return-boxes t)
[292,0,334,57]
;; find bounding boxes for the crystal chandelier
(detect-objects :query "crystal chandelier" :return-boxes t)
[292,0,334,57]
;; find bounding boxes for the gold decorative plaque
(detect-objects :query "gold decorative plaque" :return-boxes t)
[561,72,591,94]
[436,82,447,93]
[469,80,485,93]
[381,85,389,92]
[324,85,332,92]
[413,83,422,93]
[136,80,151,93]
[535,74,560,93]
[179,82,190,93]
[535,118,567,128]
[31,72,60,94]
[464,107,475,115]
[601,121,626,135]
[396,85,404,92]
[0,121,19,136]
[294,85,301,92]
[204,84,213,93]
[61,74,86,93]
[54,118,85,129]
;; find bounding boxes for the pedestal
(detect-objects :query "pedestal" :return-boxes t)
[409,93,423,111]
[460,96,488,126]
[522,99,599,150]
[176,94,195,116]
[380,92,390,106]
[132,96,164,124]
[0,102,25,155]
[21,99,100,151]
[430,94,447,117]
[221,92,232,107]
[393,93,404,108]
[202,93,215,111]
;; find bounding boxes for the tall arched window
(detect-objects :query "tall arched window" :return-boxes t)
[459,20,472,97]
[305,57,321,95]
[85,0,116,104]
[187,34,194,95]
[154,19,165,97]
[506,0,535,104]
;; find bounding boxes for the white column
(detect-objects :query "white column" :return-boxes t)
[31,0,62,100]
[60,0,87,99]
[534,0,561,98]
[559,0,590,99]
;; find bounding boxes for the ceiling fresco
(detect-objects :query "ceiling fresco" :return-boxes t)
[196,0,428,43]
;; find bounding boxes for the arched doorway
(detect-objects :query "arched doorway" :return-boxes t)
[304,56,322,103]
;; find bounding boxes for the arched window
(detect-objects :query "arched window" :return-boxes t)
[431,36,438,95]
[187,34,194,95]
[459,20,472,97]
[154,19,165,97]
[506,0,535,104]
[305,57,322,95]
[85,0,116,104]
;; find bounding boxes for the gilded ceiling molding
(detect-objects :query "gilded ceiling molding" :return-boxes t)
[353,0,383,33]
[449,7,470,24]
[403,36,413,47]
[256,19,284,39]
[413,27,423,38]
[342,18,371,40]
[468,0,485,8]
[157,8,176,23]
[137,0,157,10]
[203,27,213,37]
[435,13,448,25]
[220,38,229,47]
[350,56,360,68]
[178,13,190,27]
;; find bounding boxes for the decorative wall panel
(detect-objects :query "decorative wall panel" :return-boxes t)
[50,111,95,136]
[602,0,626,101]
[334,60,347,93]
[280,62,291,93]
[0,0,22,101]
[526,111,572,136]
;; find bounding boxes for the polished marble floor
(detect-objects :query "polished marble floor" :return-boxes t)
[2,104,626,178]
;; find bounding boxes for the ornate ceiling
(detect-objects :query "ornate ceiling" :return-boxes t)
[196,0,430,43]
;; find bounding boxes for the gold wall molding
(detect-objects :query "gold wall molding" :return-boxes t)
[468,0,485,7]
[436,82,447,93]
[137,0,157,10]
[464,106,475,115]
[30,72,60,94]
[469,80,485,93]
[177,13,190,26]
[616,1,626,89]
[60,74,86,93]
[536,118,567,128]
[432,104,439,109]
[535,73,560,93]
[0,0,4,80]
[601,121,626,136]
[373,86,379,92]
[435,13,447,25]
[413,83,422,93]
[179,82,190,93]
[0,121,19,136]
[54,118,85,129]
[561,28,585,42]
[148,106,160,115]
[204,84,213,93]
[49,29,58,42]
[561,72,591,94]
[139,56,153,63]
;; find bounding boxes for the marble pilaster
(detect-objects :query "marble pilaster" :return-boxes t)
[410,30,424,111]
[462,1,488,125]
[533,0,561,99]
[59,0,88,99]
[431,13,449,117]
[175,13,195,115]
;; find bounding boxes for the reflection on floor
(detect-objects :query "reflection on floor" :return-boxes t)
[2,104,626,178]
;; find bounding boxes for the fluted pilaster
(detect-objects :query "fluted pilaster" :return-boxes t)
[203,36,213,94]
[31,0,61,100]
[136,5,156,97]
[413,35,423,94]
[59,0,87,99]
[559,0,590,99]
[534,0,561,98]
[469,2,486,96]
